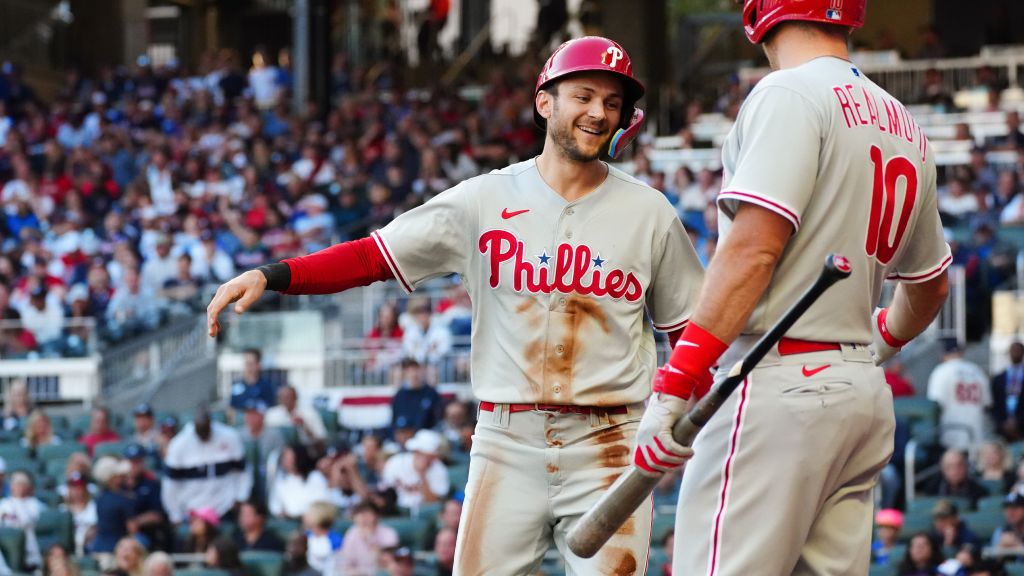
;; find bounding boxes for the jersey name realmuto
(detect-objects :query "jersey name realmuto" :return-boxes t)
[374,159,703,406]
[717,57,952,343]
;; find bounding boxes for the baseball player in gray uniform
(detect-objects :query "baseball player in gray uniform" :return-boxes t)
[207,36,704,575]
[630,1,952,575]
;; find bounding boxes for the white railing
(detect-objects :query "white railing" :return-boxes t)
[879,265,966,348]
[0,357,100,404]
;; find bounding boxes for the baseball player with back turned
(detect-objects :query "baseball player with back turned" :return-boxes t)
[630,1,952,574]
[207,36,705,575]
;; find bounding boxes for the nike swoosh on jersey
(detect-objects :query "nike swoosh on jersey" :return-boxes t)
[501,208,530,219]
[801,364,831,378]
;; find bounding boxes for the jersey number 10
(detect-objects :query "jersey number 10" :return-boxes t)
[865,145,918,265]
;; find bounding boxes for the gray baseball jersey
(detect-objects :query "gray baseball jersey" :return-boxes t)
[374,158,703,406]
[718,57,952,342]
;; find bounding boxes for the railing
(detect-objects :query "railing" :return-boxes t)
[0,356,99,404]
[879,265,966,348]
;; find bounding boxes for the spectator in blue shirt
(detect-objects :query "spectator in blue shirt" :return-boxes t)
[389,358,442,444]
[88,456,137,553]
[229,349,277,420]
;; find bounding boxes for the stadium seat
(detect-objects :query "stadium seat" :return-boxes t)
[887,544,907,565]
[901,509,935,535]
[893,397,938,427]
[36,444,86,463]
[907,495,972,515]
[93,440,134,459]
[35,509,73,553]
[0,445,30,462]
[977,493,1007,512]
[446,464,469,494]
[0,526,26,572]
[176,570,232,576]
[868,564,896,576]
[265,518,300,542]
[240,550,284,576]
[381,517,430,550]
[962,509,1004,542]
[651,513,675,547]
[316,409,339,438]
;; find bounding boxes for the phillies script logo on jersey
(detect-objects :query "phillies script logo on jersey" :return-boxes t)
[479,229,643,301]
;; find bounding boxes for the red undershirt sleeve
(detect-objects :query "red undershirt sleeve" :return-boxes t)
[281,237,395,294]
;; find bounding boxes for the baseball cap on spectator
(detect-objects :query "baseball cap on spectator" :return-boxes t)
[932,499,959,519]
[122,443,146,460]
[159,415,178,430]
[1005,491,1024,507]
[875,509,903,529]
[29,286,46,299]
[189,507,220,528]
[244,399,268,414]
[406,429,443,457]
[93,456,131,486]
[66,284,89,305]
[392,547,414,562]
[133,403,154,417]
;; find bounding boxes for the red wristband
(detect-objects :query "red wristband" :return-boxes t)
[657,322,728,400]
[654,365,712,401]
[876,308,910,348]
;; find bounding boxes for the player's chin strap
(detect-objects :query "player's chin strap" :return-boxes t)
[607,108,645,159]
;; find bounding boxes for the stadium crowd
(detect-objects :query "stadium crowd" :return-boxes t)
[0,19,1023,574]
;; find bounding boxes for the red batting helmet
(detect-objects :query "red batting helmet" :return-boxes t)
[742,0,867,44]
[534,36,646,159]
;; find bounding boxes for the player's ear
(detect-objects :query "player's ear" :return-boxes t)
[536,89,554,121]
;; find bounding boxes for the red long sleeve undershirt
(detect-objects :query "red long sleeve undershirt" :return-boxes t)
[282,237,395,294]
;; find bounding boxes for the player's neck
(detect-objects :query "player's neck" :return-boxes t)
[765,28,851,71]
[535,148,609,202]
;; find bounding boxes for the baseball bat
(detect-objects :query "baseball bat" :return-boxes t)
[567,253,853,559]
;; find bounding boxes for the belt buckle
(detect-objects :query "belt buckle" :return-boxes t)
[534,404,570,414]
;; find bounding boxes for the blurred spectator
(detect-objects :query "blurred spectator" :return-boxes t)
[438,498,462,534]
[939,178,979,222]
[78,406,121,456]
[872,509,904,566]
[240,399,285,464]
[921,449,990,507]
[234,501,284,553]
[124,443,169,552]
[44,544,75,576]
[162,408,251,524]
[990,490,1024,549]
[283,532,318,576]
[976,440,1013,491]
[381,429,450,512]
[990,111,1024,151]
[183,507,221,555]
[916,68,954,111]
[302,501,341,575]
[140,235,178,294]
[264,384,326,446]
[89,457,134,554]
[155,416,177,459]
[229,349,277,416]
[131,403,159,450]
[105,267,163,341]
[391,358,443,441]
[160,253,203,317]
[114,536,146,576]
[141,551,173,576]
[364,302,404,374]
[16,286,64,355]
[897,532,943,576]
[996,172,1024,225]
[929,499,981,549]
[401,298,451,366]
[1,380,32,431]
[293,194,335,254]
[434,526,457,576]
[0,309,38,359]
[337,502,398,575]
[0,470,43,569]
[269,444,330,520]
[327,451,370,516]
[438,400,469,447]
[883,359,916,398]
[927,341,990,451]
[382,547,415,576]
[249,48,281,110]
[189,231,235,285]
[21,408,61,453]
[991,341,1024,441]
[60,471,96,555]
[205,536,244,576]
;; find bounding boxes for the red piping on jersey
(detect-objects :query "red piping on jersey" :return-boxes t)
[282,237,394,294]
[886,253,953,283]
[656,318,690,333]
[708,375,752,576]
[371,231,413,292]
[718,190,801,230]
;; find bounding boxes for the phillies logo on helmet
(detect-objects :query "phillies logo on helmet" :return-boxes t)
[601,46,624,68]
[479,230,643,302]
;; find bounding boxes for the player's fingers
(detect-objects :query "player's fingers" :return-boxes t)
[633,447,661,476]
[643,446,680,473]
[232,285,264,314]
[654,436,692,461]
[207,284,241,336]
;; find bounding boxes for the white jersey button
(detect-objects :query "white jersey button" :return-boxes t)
[555,344,565,355]
[566,231,573,239]
[566,208,575,215]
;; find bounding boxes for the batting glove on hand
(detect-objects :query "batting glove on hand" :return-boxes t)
[633,382,694,476]
[870,307,908,366]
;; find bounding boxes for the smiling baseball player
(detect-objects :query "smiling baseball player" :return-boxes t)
[207,36,704,575]
[629,1,952,575]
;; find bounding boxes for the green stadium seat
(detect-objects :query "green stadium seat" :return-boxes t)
[36,444,86,463]
[176,570,231,576]
[868,563,896,576]
[907,496,972,515]
[893,397,937,426]
[978,493,1007,512]
[0,526,26,572]
[446,464,469,495]
[901,509,935,535]
[648,546,669,576]
[3,457,38,476]
[962,509,1004,542]
[43,459,70,481]
[651,513,675,547]
[35,489,61,508]
[381,517,431,550]
[75,555,99,571]
[265,518,300,542]
[269,427,299,446]
[35,509,73,553]
[93,440,133,459]
[316,409,339,438]
[333,519,353,538]
[887,544,907,565]
[0,445,30,462]
[1006,563,1024,576]
[240,550,284,576]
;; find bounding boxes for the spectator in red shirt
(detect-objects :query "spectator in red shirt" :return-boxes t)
[884,358,916,398]
[78,405,121,456]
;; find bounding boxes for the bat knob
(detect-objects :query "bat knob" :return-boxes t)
[826,253,852,279]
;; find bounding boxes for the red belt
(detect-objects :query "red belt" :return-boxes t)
[777,337,841,356]
[479,401,629,416]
